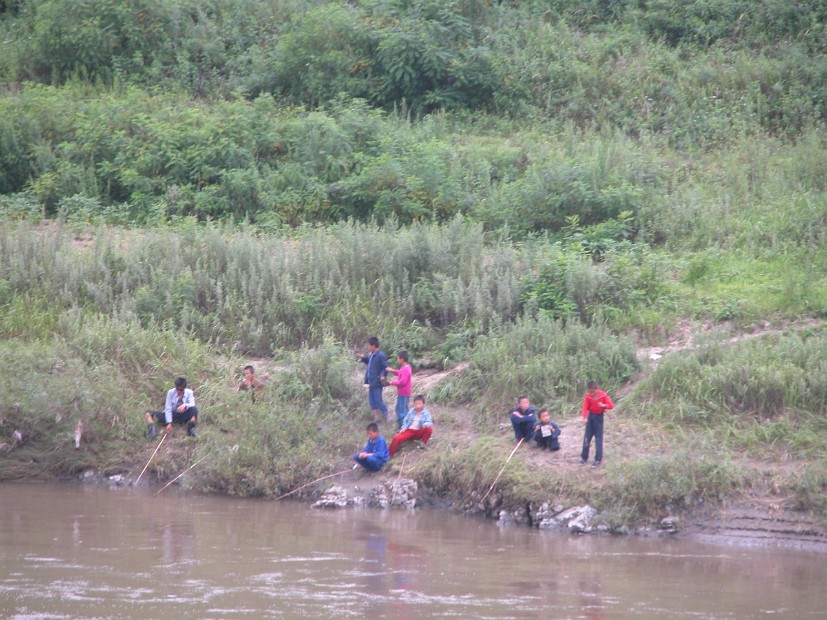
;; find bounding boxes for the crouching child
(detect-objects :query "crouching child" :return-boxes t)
[353,422,389,472]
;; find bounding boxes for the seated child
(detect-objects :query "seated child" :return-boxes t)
[353,422,389,472]
[510,396,537,442]
[389,394,433,457]
[533,409,561,451]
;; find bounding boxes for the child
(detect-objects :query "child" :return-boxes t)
[509,396,537,442]
[580,380,615,467]
[389,394,433,457]
[386,351,412,429]
[237,364,265,403]
[533,409,561,451]
[357,336,389,423]
[353,422,389,472]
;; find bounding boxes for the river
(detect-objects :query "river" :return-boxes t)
[0,482,824,619]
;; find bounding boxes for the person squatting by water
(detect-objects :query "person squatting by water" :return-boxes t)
[353,422,389,472]
[510,396,537,442]
[146,377,199,439]
[533,409,561,451]
[237,364,265,402]
[357,336,389,423]
[389,394,433,457]
[580,380,614,468]
[385,350,412,429]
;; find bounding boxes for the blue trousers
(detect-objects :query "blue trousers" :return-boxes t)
[581,413,604,462]
[510,413,536,441]
[368,387,388,416]
[353,454,385,472]
[395,395,410,429]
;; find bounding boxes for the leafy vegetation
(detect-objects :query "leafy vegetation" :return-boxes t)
[0,0,826,528]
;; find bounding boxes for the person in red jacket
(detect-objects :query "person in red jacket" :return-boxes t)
[580,380,614,468]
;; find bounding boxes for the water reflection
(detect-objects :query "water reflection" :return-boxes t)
[0,482,825,619]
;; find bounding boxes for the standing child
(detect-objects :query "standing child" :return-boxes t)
[533,409,561,451]
[357,336,389,424]
[353,422,389,472]
[580,380,615,468]
[386,351,412,429]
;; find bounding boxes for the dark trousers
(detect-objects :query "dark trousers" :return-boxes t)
[151,406,198,426]
[510,413,536,441]
[581,413,604,462]
[353,454,385,472]
[534,431,560,451]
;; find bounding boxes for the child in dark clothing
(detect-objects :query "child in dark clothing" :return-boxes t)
[353,422,389,472]
[533,409,561,451]
[510,396,537,442]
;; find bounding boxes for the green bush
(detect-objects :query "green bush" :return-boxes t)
[433,313,638,414]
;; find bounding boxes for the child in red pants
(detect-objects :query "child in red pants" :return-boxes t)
[389,395,433,457]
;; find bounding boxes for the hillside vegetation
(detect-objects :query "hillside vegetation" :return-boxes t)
[0,0,825,528]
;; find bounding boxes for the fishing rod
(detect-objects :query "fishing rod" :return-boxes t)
[132,431,167,486]
[154,455,208,496]
[274,468,353,501]
[479,437,524,505]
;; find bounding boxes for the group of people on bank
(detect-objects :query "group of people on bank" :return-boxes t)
[353,336,616,472]
[353,336,434,471]
[143,336,615,473]
[144,366,265,440]
[509,381,615,468]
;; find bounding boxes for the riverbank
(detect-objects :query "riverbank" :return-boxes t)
[0,222,825,552]
[103,321,827,553]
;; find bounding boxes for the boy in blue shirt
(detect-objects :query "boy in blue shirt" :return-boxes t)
[353,422,389,472]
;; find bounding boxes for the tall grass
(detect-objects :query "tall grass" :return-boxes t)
[633,327,827,456]
[430,313,638,416]
[0,218,537,355]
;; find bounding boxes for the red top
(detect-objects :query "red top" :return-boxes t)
[581,389,615,419]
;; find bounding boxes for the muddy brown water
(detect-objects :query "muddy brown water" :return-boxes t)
[1,483,825,619]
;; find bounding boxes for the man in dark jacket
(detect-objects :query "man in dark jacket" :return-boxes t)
[357,336,389,423]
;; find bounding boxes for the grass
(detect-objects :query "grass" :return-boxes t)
[0,220,823,533]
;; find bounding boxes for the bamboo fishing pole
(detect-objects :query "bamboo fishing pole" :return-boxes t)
[274,468,354,501]
[479,437,523,505]
[154,455,208,496]
[133,431,167,486]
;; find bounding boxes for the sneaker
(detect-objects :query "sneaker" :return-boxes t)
[418,443,429,451]
[147,424,157,440]
[187,422,197,437]
[352,463,360,470]
[580,458,587,465]
[591,460,601,468]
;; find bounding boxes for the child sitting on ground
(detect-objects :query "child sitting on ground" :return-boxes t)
[533,409,561,451]
[389,394,433,457]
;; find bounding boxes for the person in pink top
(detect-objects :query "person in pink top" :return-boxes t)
[580,380,615,468]
[385,350,412,429]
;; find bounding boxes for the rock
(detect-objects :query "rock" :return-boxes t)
[498,507,530,526]
[387,479,417,510]
[554,505,597,533]
[311,485,349,509]
[659,516,680,533]
[368,486,389,509]
[107,474,125,486]
[531,501,566,526]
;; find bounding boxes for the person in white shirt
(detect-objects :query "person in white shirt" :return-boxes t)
[145,377,199,439]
